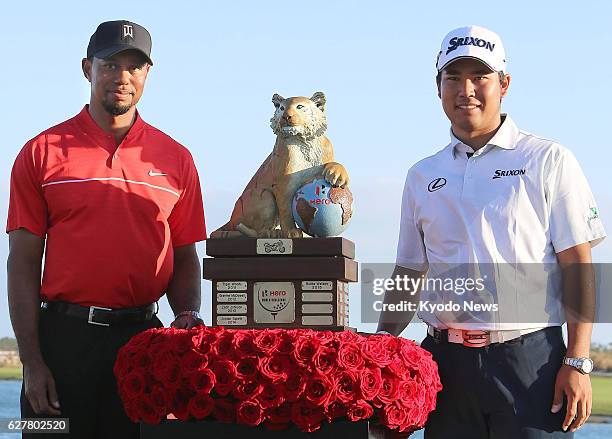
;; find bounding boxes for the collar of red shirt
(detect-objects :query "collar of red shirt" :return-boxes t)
[74,104,146,141]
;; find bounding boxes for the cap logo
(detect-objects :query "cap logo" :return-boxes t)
[122,24,134,39]
[446,36,495,55]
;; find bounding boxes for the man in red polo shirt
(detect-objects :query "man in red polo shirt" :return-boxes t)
[6,20,206,438]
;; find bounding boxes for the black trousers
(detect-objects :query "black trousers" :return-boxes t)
[421,326,573,439]
[21,309,163,439]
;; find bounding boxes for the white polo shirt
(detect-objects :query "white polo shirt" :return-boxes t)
[396,115,606,331]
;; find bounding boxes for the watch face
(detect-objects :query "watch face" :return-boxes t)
[581,359,594,374]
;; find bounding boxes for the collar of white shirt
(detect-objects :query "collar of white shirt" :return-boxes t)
[450,114,520,159]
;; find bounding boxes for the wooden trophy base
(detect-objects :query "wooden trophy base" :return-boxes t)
[204,237,358,330]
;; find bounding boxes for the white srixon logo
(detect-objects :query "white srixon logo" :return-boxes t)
[123,24,134,38]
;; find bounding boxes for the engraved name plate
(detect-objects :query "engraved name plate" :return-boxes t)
[217,315,248,326]
[302,281,333,291]
[216,281,247,291]
[302,304,333,314]
[216,292,248,303]
[217,304,248,314]
[302,292,333,302]
[302,315,333,326]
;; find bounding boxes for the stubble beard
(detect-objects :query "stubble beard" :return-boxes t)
[102,100,133,116]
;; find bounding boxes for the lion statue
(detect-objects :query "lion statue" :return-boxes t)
[211,91,349,238]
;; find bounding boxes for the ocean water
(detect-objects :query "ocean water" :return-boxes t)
[0,380,610,438]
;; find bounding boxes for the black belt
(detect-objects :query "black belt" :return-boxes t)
[42,301,157,327]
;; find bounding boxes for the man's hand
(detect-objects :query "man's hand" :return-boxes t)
[171,314,204,329]
[551,365,592,432]
[23,360,61,415]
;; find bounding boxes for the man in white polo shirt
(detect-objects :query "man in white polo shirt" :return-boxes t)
[377,25,606,438]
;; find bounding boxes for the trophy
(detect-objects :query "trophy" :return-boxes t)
[204,92,357,330]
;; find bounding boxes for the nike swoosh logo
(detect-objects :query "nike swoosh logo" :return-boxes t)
[148,170,168,177]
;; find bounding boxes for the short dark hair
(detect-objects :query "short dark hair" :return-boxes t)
[436,70,506,88]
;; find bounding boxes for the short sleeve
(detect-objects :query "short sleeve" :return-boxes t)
[6,143,48,237]
[547,147,606,252]
[396,171,428,271]
[168,151,207,247]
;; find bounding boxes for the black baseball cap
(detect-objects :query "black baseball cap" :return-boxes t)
[87,20,153,65]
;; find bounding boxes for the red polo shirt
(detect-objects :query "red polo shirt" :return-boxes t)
[7,106,206,308]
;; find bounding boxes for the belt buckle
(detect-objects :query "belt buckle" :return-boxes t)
[88,306,112,326]
[462,330,490,347]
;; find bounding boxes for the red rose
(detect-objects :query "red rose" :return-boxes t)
[212,360,238,396]
[399,379,422,405]
[276,332,298,355]
[151,349,177,374]
[337,342,365,371]
[236,400,265,426]
[293,335,321,365]
[260,355,290,382]
[360,336,393,366]
[347,399,374,422]
[291,400,326,433]
[182,349,208,372]
[267,402,292,424]
[133,351,153,369]
[213,398,236,424]
[313,346,337,374]
[382,401,408,430]
[149,384,168,414]
[336,370,359,404]
[254,329,281,354]
[399,340,423,368]
[151,349,182,388]
[400,403,426,432]
[374,370,400,406]
[232,330,257,356]
[123,370,146,398]
[236,356,260,380]
[359,367,383,401]
[258,380,285,409]
[336,330,361,343]
[162,362,183,390]
[385,356,408,379]
[188,367,216,394]
[324,401,347,422]
[188,392,215,419]
[170,388,193,421]
[304,372,335,407]
[233,379,263,400]
[214,332,235,359]
[284,370,308,402]
[313,330,335,344]
[172,329,194,354]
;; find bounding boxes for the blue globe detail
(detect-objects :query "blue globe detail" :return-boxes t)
[291,178,353,237]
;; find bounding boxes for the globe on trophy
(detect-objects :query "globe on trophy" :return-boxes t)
[204,91,357,330]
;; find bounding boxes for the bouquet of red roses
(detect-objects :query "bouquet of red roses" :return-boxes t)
[114,327,442,434]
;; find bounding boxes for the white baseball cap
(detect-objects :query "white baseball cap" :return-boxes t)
[436,25,506,73]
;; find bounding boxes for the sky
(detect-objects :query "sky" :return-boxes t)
[1,0,611,343]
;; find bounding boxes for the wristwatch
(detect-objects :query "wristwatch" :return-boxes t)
[175,310,202,320]
[563,357,594,375]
